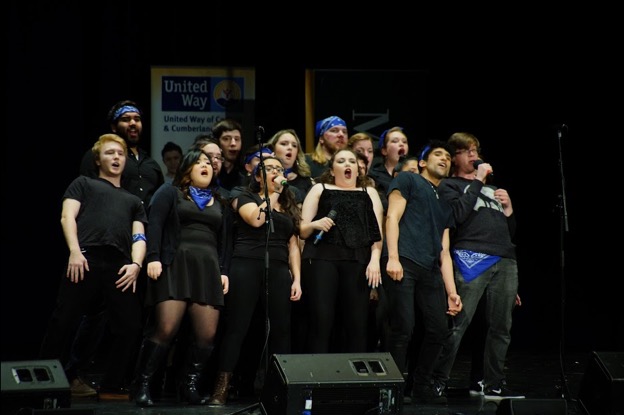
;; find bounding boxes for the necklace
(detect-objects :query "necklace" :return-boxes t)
[425,179,439,199]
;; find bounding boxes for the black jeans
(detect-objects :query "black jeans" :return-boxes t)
[40,246,142,389]
[382,257,449,387]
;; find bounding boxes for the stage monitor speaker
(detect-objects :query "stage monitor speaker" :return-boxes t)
[495,398,567,415]
[578,351,624,415]
[1,360,70,415]
[260,352,404,415]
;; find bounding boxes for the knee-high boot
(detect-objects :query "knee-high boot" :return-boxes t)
[133,339,168,407]
[180,344,213,405]
[208,371,233,405]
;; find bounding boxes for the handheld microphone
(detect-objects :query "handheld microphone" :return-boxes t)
[473,159,493,177]
[314,209,337,245]
[274,177,289,188]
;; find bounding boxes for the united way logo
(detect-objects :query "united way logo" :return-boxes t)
[213,79,242,109]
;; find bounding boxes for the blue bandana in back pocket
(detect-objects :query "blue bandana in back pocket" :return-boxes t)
[452,249,501,282]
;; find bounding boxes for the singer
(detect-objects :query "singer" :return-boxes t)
[300,148,384,353]
[431,132,524,401]
[382,140,462,405]
[208,156,302,406]
[267,129,315,206]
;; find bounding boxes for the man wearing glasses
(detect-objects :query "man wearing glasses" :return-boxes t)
[431,132,525,402]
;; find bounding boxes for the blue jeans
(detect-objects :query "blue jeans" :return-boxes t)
[382,257,449,387]
[433,257,518,389]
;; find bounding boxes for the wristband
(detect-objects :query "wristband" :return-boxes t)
[132,261,142,269]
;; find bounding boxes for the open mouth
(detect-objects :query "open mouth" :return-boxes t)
[345,168,352,179]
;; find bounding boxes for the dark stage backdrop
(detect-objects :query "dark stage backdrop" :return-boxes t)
[5,3,620,362]
[308,69,428,152]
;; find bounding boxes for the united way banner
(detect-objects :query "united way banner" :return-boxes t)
[151,66,255,172]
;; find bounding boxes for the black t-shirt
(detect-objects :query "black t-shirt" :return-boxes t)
[231,190,296,263]
[383,172,453,270]
[64,176,147,261]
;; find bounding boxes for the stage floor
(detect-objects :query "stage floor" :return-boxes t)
[15,350,596,415]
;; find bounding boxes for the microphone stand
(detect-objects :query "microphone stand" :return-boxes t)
[257,126,273,375]
[555,125,571,401]
[235,126,272,415]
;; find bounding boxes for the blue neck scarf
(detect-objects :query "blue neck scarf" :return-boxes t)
[189,186,213,210]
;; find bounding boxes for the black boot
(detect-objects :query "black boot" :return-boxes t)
[132,339,168,407]
[180,344,213,405]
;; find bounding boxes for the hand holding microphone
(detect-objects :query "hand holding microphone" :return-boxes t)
[314,209,337,245]
[473,159,493,181]
[273,175,289,193]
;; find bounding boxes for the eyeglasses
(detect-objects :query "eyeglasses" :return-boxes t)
[455,148,480,156]
[205,153,224,162]
[264,166,285,174]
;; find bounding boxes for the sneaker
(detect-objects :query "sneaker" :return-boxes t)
[412,383,447,405]
[469,379,484,397]
[483,385,525,400]
[434,381,447,403]
[70,377,97,398]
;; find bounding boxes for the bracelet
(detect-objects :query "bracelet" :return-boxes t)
[132,261,142,269]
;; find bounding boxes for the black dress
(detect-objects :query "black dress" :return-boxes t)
[146,189,225,307]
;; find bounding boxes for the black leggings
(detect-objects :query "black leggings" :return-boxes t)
[216,257,293,372]
[302,258,370,353]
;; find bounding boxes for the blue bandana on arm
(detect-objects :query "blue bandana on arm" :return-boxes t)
[189,186,213,210]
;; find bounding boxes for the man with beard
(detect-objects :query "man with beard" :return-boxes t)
[304,115,349,180]
[80,100,164,206]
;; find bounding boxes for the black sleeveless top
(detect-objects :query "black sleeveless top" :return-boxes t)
[302,184,381,264]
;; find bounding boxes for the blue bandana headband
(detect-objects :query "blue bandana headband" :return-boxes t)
[419,145,431,162]
[113,105,141,122]
[379,129,389,150]
[315,116,346,138]
[244,147,273,165]
[378,126,404,150]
